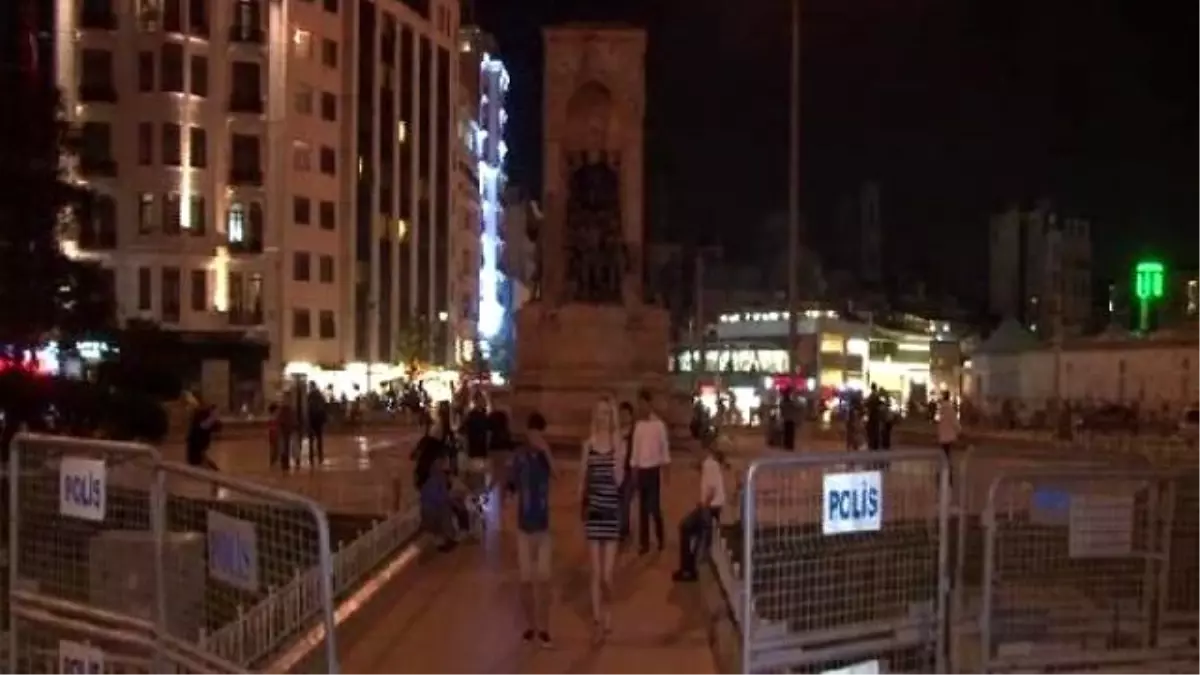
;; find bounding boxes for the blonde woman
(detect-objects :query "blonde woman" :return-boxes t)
[579,397,623,643]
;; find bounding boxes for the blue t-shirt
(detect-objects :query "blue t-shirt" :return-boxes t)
[509,448,551,533]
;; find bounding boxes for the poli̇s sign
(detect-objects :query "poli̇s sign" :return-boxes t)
[822,470,882,535]
[58,639,104,673]
[207,510,261,592]
[59,457,107,522]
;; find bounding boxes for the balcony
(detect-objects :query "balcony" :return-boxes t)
[228,26,265,45]
[78,157,118,177]
[78,83,118,103]
[79,12,118,31]
[228,95,264,114]
[228,238,264,255]
[228,307,264,326]
[228,167,263,187]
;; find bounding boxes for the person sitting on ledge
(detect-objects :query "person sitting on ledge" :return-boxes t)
[673,437,727,582]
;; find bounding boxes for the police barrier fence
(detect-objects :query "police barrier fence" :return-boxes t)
[978,467,1199,673]
[741,449,951,674]
[6,433,340,673]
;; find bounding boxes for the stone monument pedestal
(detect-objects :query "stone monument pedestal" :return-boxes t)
[512,301,674,444]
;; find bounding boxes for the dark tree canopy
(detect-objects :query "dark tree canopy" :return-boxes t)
[0,71,116,354]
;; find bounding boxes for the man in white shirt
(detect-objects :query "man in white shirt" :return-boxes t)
[673,444,726,582]
[631,388,671,554]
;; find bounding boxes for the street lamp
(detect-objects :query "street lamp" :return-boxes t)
[785,0,802,376]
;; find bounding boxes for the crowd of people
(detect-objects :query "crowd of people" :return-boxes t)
[413,387,727,648]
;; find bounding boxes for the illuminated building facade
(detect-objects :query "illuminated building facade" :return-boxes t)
[55,0,463,399]
[459,26,508,365]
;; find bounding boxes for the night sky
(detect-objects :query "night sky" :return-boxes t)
[477,0,1196,304]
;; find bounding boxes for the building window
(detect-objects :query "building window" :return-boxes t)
[320,92,337,121]
[229,61,262,112]
[161,266,181,322]
[189,126,207,168]
[80,0,117,30]
[161,123,181,166]
[230,0,262,42]
[190,269,207,311]
[79,193,118,250]
[294,196,311,225]
[320,38,338,68]
[161,43,184,92]
[137,51,155,91]
[318,255,334,283]
[322,0,339,14]
[293,251,311,282]
[293,142,312,171]
[292,308,312,338]
[318,200,335,230]
[79,49,116,102]
[163,0,183,32]
[137,267,152,311]
[188,194,206,234]
[227,203,245,242]
[138,193,155,233]
[137,122,154,165]
[190,55,208,96]
[295,83,313,115]
[230,133,262,184]
[78,122,115,175]
[318,146,336,175]
[163,192,182,234]
[294,30,312,59]
[187,0,209,37]
[319,310,336,339]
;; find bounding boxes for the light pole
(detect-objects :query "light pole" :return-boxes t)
[785,0,802,375]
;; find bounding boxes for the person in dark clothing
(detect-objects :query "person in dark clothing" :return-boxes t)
[881,393,896,450]
[186,404,221,470]
[411,413,448,490]
[305,383,328,468]
[460,393,490,459]
[865,384,884,451]
[435,400,457,474]
[616,401,636,543]
[780,388,797,451]
[486,407,513,452]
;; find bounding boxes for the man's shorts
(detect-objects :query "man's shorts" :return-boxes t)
[516,530,552,583]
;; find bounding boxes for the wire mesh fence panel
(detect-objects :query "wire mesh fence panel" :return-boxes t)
[6,434,163,673]
[9,594,245,674]
[1161,472,1198,642]
[951,445,1155,641]
[741,450,951,674]
[156,461,338,673]
[978,468,1197,673]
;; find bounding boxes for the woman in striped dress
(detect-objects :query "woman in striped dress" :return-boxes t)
[579,398,623,642]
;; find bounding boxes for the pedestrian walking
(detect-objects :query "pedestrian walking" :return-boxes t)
[579,398,622,644]
[506,411,557,648]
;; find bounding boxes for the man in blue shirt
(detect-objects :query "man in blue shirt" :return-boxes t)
[506,411,556,647]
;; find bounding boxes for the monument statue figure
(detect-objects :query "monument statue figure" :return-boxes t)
[564,153,622,304]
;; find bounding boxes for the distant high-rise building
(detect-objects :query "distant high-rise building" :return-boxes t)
[988,200,1092,337]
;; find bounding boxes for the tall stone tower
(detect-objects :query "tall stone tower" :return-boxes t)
[511,24,675,442]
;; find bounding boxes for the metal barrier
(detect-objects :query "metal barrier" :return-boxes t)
[978,467,1198,673]
[741,449,951,674]
[6,433,342,673]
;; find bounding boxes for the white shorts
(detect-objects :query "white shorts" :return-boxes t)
[516,530,552,583]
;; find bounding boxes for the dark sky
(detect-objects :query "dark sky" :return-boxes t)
[479,0,1195,302]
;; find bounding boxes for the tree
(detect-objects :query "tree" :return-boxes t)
[0,72,115,356]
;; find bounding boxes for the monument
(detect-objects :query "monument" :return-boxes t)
[511,24,675,442]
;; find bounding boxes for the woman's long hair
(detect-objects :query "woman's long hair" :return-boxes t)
[588,397,619,451]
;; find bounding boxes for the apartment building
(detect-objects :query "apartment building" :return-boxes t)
[57,0,465,397]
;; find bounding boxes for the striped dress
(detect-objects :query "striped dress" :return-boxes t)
[583,443,621,541]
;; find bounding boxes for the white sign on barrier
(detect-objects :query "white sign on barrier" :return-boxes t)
[207,510,261,591]
[823,470,882,535]
[58,639,104,673]
[822,659,882,674]
[59,457,107,522]
[1068,493,1134,558]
